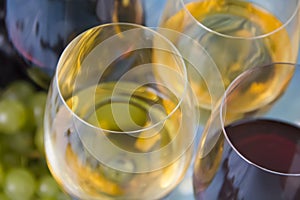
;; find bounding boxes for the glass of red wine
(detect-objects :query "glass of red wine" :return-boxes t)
[4,0,144,88]
[193,62,300,200]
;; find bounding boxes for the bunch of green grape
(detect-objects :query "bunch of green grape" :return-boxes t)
[0,80,71,200]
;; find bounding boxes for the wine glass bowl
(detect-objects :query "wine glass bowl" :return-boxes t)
[44,23,198,200]
[159,0,300,110]
[193,63,300,200]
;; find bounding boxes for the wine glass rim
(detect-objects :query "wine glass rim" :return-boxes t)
[55,22,190,135]
[179,0,300,40]
[220,62,300,176]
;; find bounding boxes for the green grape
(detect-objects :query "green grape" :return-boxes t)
[4,167,36,200]
[0,193,9,200]
[56,192,72,200]
[39,197,56,200]
[29,92,47,126]
[0,99,27,134]
[22,107,36,132]
[2,152,23,169]
[1,80,35,102]
[37,175,60,198]
[0,134,9,155]
[7,132,34,154]
[35,125,45,154]
[0,163,4,188]
[0,79,58,200]
[39,194,71,200]
[27,157,49,178]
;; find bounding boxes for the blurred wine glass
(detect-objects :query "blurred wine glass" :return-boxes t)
[4,0,144,88]
[193,62,300,200]
[159,0,300,112]
[44,23,198,199]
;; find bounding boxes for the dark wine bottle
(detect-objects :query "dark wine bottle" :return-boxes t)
[5,0,145,88]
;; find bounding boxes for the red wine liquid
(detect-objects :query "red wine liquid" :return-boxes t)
[226,118,300,174]
[193,118,300,200]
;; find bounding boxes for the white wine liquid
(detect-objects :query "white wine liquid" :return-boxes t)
[162,0,296,110]
[45,82,192,200]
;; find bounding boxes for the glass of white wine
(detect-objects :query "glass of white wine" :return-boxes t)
[159,0,300,112]
[44,23,199,200]
[193,62,300,199]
